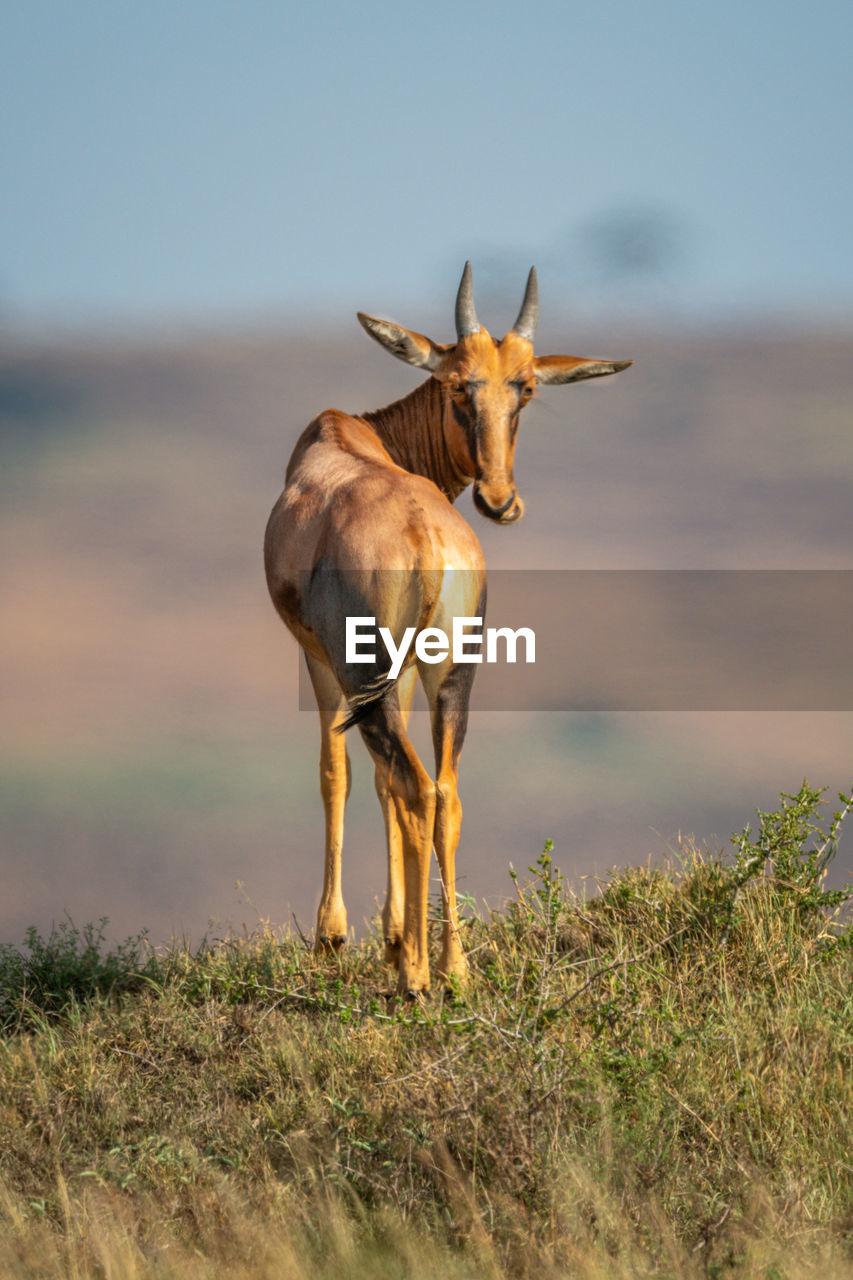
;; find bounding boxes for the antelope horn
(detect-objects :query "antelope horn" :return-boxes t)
[454,260,480,339]
[511,266,539,342]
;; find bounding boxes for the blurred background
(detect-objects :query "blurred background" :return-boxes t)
[2,0,851,947]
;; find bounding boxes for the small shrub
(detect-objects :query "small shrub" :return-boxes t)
[732,780,853,915]
[0,917,151,1030]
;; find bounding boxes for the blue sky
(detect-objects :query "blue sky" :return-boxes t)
[3,0,852,327]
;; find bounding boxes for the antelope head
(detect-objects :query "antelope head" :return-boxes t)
[358,262,632,524]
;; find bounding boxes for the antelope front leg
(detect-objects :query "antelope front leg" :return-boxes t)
[394,779,436,996]
[434,768,467,988]
[307,657,351,950]
[376,759,405,967]
[425,657,479,990]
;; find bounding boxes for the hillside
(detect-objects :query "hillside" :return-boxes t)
[0,786,851,1278]
[1,321,852,947]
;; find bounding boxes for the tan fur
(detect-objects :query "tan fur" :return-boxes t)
[264,267,631,995]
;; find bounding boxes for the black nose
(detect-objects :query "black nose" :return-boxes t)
[473,488,515,520]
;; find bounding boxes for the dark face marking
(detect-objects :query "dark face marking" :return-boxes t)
[451,398,472,431]
[440,328,536,523]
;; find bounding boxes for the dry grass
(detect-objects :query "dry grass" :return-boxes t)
[0,784,851,1277]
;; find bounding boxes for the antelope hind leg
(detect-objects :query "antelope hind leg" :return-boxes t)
[374,666,417,968]
[306,655,351,950]
[424,660,476,989]
[359,694,435,996]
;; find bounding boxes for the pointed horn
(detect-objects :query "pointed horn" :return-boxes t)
[511,266,539,342]
[454,260,480,339]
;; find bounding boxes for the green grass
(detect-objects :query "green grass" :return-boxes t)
[0,783,851,1278]
[0,918,150,1032]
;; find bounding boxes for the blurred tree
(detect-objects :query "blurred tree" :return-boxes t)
[573,204,695,317]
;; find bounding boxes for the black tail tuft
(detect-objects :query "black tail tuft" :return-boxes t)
[335,672,393,734]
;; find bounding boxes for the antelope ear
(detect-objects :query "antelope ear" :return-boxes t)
[357,313,450,373]
[534,355,633,385]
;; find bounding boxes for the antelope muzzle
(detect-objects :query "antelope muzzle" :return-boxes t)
[473,484,525,524]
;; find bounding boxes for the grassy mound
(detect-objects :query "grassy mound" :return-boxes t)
[1,782,851,1278]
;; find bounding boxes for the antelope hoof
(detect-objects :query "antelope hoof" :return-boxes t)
[438,969,468,998]
[383,935,402,969]
[398,983,430,1003]
[316,933,346,953]
[396,963,431,1000]
[437,950,469,999]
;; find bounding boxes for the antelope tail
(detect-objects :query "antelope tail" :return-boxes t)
[335,672,394,734]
